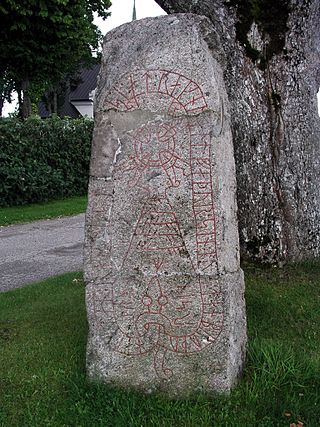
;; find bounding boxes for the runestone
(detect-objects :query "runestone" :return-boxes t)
[84,14,247,395]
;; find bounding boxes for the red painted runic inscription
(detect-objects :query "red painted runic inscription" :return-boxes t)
[106,69,208,115]
[102,69,223,380]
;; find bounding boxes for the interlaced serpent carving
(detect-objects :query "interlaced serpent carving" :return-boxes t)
[100,70,223,379]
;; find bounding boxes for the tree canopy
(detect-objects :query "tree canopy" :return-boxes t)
[0,0,111,117]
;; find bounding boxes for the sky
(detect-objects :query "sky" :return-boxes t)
[94,0,166,35]
[2,1,320,115]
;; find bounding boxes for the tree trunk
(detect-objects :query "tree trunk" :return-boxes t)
[0,97,3,117]
[21,77,32,119]
[53,92,58,114]
[155,0,320,263]
[17,88,23,119]
[47,98,52,116]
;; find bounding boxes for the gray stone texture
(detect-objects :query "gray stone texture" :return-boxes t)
[155,0,320,264]
[84,14,246,396]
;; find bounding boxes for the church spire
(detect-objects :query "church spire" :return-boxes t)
[132,0,137,21]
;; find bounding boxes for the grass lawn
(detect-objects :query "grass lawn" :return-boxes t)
[0,263,319,426]
[0,195,87,226]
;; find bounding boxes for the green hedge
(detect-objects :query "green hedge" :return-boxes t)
[0,116,93,207]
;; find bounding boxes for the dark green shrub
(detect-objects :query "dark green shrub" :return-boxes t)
[0,116,93,206]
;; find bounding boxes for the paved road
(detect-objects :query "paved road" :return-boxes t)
[0,214,85,292]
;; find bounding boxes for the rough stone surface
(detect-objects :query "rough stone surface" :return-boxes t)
[155,0,320,264]
[84,14,246,396]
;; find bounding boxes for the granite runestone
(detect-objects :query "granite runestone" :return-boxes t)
[84,13,247,396]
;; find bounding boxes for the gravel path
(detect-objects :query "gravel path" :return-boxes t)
[0,214,85,292]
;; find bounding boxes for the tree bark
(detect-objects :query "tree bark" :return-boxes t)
[47,97,52,116]
[155,0,320,263]
[21,77,32,119]
[53,92,58,114]
[17,87,23,119]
